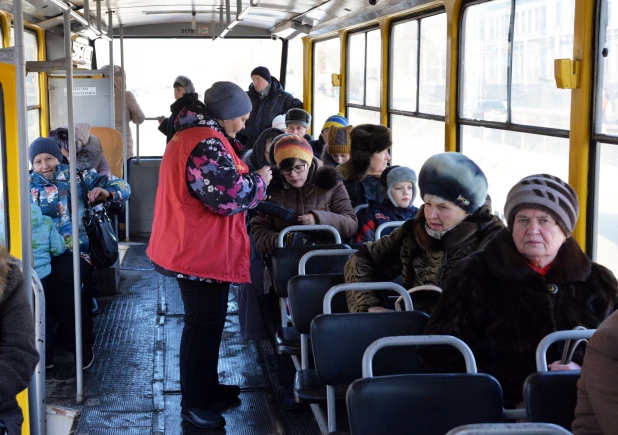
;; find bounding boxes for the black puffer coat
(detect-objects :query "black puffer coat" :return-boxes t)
[158,92,199,144]
[238,77,302,149]
[421,228,618,406]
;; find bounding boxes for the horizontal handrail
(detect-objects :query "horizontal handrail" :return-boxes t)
[375,221,404,240]
[298,248,355,275]
[277,225,341,247]
[353,204,369,214]
[324,282,412,314]
[536,329,595,372]
[362,335,477,377]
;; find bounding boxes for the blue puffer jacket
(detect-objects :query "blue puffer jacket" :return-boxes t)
[353,198,418,246]
[30,165,130,258]
[31,203,66,279]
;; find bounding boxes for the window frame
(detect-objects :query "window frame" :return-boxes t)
[311,34,341,133]
[346,24,381,116]
[457,0,572,154]
[388,8,447,124]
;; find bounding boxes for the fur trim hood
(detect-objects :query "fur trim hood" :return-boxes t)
[270,157,339,191]
[338,124,391,181]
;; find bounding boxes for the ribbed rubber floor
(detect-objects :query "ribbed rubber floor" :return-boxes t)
[45,242,320,434]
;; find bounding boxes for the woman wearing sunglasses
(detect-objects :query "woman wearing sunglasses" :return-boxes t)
[251,133,357,256]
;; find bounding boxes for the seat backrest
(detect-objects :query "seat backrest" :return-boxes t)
[288,274,347,334]
[524,371,580,430]
[347,373,504,435]
[446,423,573,434]
[266,244,349,297]
[311,311,429,386]
[91,127,124,178]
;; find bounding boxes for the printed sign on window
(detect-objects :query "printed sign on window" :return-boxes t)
[64,87,97,96]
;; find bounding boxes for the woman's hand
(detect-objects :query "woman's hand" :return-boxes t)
[548,360,581,371]
[88,187,112,204]
[256,166,272,186]
[298,213,316,225]
[368,306,391,313]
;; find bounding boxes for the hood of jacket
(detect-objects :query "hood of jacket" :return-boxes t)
[245,127,283,169]
[248,76,283,99]
[270,157,339,192]
[174,100,227,136]
[413,196,504,252]
[170,92,199,112]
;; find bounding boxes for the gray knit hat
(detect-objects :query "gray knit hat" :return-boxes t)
[504,174,579,235]
[29,137,64,164]
[418,152,488,214]
[203,81,252,120]
[385,166,417,207]
[285,108,312,128]
[174,75,195,94]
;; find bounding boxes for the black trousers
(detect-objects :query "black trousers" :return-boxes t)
[47,253,94,350]
[178,279,230,409]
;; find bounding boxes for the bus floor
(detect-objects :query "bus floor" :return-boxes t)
[45,241,321,434]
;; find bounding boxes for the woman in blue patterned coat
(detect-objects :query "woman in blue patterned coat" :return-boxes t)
[29,137,130,369]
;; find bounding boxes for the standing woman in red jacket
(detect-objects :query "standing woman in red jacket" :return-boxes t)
[147,81,272,429]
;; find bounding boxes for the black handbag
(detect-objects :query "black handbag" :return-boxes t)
[78,173,119,268]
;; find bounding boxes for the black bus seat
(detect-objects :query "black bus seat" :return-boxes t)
[446,423,572,434]
[524,329,595,430]
[288,273,347,404]
[268,226,348,358]
[347,335,503,435]
[311,301,428,433]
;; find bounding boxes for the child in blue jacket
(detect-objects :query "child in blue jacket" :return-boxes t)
[31,203,66,368]
[353,165,419,245]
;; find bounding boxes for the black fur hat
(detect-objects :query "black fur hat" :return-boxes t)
[338,124,391,181]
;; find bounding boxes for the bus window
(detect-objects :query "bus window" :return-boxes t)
[511,0,574,128]
[313,36,340,135]
[462,126,568,215]
[460,0,510,121]
[460,0,571,214]
[346,28,381,116]
[592,0,618,274]
[11,28,40,144]
[286,36,304,106]
[390,20,418,112]
[418,13,446,116]
[389,12,446,172]
[95,38,282,157]
[347,107,380,126]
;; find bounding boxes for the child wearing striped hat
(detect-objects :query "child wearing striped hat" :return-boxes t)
[309,113,349,156]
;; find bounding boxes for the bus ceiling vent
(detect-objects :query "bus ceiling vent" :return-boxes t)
[270,20,311,40]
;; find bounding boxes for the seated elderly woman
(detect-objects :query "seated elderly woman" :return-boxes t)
[251,133,358,256]
[572,309,618,434]
[422,174,618,407]
[29,137,130,369]
[345,152,504,314]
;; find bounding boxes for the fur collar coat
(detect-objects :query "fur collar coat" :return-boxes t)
[345,197,505,313]
[250,157,357,256]
[422,228,618,406]
[0,245,39,434]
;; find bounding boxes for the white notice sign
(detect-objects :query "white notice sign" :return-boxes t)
[64,87,97,96]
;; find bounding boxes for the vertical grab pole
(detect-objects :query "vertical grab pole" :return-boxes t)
[30,270,46,435]
[64,6,85,403]
[120,24,129,241]
[14,0,38,429]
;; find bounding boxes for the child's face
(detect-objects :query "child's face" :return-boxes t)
[391,181,414,208]
[332,153,349,165]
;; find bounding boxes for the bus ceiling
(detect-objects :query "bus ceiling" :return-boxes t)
[10,0,430,40]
